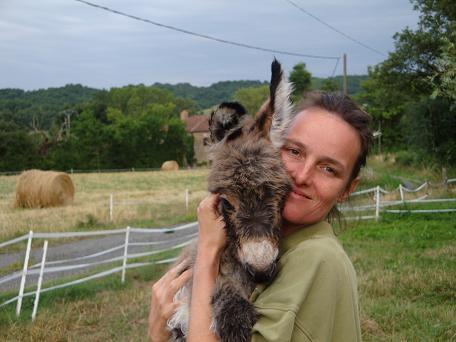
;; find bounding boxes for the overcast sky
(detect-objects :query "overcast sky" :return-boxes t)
[0,0,419,90]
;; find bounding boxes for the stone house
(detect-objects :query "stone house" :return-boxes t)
[180,110,210,165]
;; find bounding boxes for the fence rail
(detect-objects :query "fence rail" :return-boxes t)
[0,222,198,319]
[0,179,455,320]
[342,180,455,221]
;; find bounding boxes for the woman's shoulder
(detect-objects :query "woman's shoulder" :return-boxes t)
[283,230,349,269]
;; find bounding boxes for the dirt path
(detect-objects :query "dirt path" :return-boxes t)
[0,223,198,293]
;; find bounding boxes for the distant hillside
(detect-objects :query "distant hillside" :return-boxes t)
[0,84,99,130]
[154,80,267,110]
[312,75,369,96]
[156,76,368,110]
[0,75,368,130]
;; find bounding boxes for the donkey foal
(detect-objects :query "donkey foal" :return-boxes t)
[167,60,293,342]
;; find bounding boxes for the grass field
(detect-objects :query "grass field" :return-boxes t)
[0,169,210,242]
[0,157,455,341]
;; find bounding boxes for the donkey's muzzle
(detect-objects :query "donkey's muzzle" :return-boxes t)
[244,261,278,283]
[238,240,279,283]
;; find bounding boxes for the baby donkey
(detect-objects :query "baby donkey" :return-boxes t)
[168,60,293,342]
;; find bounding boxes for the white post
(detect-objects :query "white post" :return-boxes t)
[32,240,48,321]
[121,226,130,283]
[399,184,404,202]
[185,189,189,212]
[16,230,33,317]
[109,194,113,222]
[375,186,381,221]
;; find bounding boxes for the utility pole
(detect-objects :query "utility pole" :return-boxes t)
[343,53,348,96]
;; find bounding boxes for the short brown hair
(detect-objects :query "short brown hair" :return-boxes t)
[294,91,373,183]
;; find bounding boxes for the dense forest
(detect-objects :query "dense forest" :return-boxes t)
[0,74,370,172]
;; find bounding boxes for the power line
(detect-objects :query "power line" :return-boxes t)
[74,0,339,60]
[330,57,341,77]
[284,0,386,57]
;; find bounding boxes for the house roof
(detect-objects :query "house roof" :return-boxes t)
[185,115,209,133]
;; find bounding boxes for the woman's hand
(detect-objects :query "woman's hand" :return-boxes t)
[196,193,227,256]
[148,260,192,342]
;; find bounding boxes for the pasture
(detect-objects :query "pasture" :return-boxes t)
[0,169,209,242]
[0,158,455,341]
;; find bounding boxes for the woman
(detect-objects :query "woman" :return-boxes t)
[149,91,372,342]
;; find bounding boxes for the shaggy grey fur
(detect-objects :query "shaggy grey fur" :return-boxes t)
[167,60,293,342]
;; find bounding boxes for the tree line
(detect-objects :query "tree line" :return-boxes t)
[0,86,195,171]
[0,75,368,172]
[357,0,455,167]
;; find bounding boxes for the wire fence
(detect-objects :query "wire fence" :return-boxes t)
[0,179,454,321]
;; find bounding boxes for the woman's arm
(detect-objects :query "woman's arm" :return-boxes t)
[187,194,226,342]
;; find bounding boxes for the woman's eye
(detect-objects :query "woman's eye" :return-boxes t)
[287,148,300,157]
[323,166,336,175]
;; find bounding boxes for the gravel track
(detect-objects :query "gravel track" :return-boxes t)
[0,223,198,293]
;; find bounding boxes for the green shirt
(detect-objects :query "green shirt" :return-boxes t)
[250,221,361,342]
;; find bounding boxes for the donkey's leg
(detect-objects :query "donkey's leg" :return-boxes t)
[211,283,257,342]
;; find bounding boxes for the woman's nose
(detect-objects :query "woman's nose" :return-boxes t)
[291,161,313,186]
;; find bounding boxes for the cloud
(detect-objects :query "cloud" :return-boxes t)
[0,0,419,89]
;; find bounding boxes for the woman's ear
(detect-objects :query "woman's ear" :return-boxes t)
[338,176,360,202]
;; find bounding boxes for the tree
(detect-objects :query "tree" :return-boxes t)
[357,0,456,164]
[320,79,339,92]
[233,85,269,115]
[0,120,40,171]
[289,63,312,100]
[430,31,456,103]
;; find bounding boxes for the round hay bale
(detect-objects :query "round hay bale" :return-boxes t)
[161,160,179,171]
[15,170,75,209]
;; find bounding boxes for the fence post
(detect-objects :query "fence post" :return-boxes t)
[16,230,33,317]
[185,189,189,213]
[375,186,381,221]
[399,184,404,202]
[32,240,48,321]
[121,226,130,283]
[109,194,113,222]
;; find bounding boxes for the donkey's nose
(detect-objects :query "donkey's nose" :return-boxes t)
[238,240,278,273]
[244,262,278,283]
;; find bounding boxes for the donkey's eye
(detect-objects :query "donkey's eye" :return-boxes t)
[220,197,234,211]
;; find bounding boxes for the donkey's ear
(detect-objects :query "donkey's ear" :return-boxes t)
[255,59,294,147]
[209,102,248,143]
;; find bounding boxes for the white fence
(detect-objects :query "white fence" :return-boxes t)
[341,179,456,221]
[0,179,455,321]
[0,222,198,320]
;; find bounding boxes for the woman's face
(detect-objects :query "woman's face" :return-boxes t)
[280,107,361,231]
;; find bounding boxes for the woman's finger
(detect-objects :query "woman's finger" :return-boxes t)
[160,259,189,283]
[170,268,193,292]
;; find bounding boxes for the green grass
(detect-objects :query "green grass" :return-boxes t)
[1,214,454,341]
[341,214,456,341]
[0,160,454,340]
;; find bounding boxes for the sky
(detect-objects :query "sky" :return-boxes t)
[0,0,420,90]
